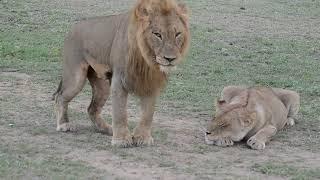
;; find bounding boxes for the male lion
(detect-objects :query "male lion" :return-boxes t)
[53,0,190,147]
[205,86,300,150]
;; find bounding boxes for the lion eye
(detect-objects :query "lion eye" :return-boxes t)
[153,32,162,40]
[175,32,182,38]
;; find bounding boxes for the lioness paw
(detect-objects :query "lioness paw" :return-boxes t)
[56,123,76,132]
[247,137,265,150]
[214,138,234,147]
[111,135,133,148]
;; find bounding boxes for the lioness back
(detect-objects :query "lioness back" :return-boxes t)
[249,87,288,130]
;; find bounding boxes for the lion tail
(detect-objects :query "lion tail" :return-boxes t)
[52,79,62,101]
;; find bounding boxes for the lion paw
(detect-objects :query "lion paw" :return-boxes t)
[247,137,265,150]
[132,134,154,146]
[286,117,295,126]
[95,124,113,136]
[111,135,133,148]
[214,138,234,147]
[132,127,154,146]
[56,123,75,132]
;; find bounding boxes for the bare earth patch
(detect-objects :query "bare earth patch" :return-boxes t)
[0,71,319,179]
[1,0,320,179]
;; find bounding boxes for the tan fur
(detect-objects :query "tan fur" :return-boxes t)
[53,0,190,147]
[126,0,189,96]
[205,86,300,150]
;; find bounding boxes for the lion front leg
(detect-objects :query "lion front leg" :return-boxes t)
[110,76,132,148]
[133,96,156,146]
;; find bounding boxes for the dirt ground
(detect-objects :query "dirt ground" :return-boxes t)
[0,0,320,179]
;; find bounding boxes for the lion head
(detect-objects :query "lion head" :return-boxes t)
[129,0,190,73]
[205,99,256,147]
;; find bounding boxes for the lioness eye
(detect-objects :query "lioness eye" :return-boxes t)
[153,32,162,40]
[175,32,182,38]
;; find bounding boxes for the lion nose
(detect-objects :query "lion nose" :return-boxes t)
[164,56,176,62]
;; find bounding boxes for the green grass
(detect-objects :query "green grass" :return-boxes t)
[1,0,320,113]
[0,154,105,180]
[1,0,320,179]
[0,145,106,180]
[252,162,320,180]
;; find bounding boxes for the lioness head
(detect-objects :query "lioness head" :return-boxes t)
[205,100,256,146]
[131,0,190,73]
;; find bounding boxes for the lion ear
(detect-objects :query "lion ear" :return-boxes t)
[135,0,150,20]
[177,2,189,15]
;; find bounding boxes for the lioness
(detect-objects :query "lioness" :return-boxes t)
[53,0,190,147]
[205,86,300,150]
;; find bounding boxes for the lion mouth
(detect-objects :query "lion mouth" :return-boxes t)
[155,56,176,67]
[156,61,173,66]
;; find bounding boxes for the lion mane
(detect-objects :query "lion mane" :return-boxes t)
[125,0,190,96]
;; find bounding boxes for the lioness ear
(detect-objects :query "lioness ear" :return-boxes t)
[237,90,249,106]
[250,112,257,120]
[216,100,226,107]
[218,100,226,104]
[241,118,253,127]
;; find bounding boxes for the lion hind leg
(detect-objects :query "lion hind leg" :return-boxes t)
[55,62,88,132]
[87,68,113,135]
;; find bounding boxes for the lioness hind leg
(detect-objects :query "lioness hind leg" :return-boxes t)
[272,88,300,126]
[87,68,113,135]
